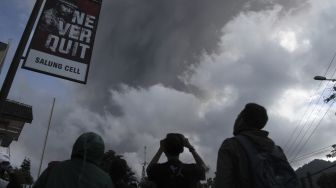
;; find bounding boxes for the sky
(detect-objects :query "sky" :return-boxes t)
[1,0,336,180]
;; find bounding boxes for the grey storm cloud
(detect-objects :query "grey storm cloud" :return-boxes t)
[75,0,306,114]
[59,0,318,175]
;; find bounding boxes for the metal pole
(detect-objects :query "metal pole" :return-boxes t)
[141,146,147,180]
[0,0,44,102]
[326,79,336,82]
[37,97,55,177]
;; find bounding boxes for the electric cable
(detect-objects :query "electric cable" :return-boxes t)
[290,100,335,161]
[288,99,328,159]
[290,144,332,163]
[290,150,330,164]
[284,51,336,153]
[290,59,336,160]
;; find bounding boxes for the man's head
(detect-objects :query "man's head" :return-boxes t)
[233,103,268,135]
[162,133,184,157]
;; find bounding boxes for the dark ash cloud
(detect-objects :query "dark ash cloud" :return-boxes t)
[76,0,306,114]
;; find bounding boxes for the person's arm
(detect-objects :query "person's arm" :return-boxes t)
[184,138,209,172]
[146,140,164,181]
[147,140,164,167]
[148,148,163,166]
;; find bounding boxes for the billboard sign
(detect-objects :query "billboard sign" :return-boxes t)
[23,0,102,83]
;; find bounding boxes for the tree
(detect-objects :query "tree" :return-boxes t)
[326,144,336,158]
[19,158,33,185]
[100,150,138,187]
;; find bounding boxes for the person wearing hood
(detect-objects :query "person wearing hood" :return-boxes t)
[33,132,114,188]
[214,103,296,188]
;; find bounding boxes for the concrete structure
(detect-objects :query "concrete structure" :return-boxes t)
[0,99,33,147]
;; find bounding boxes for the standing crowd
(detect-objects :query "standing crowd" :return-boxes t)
[31,103,300,188]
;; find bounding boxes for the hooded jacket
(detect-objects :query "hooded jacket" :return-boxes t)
[214,113,282,188]
[33,132,114,188]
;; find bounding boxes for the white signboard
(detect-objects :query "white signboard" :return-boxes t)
[23,0,102,83]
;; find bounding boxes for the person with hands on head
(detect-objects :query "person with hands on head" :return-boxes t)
[146,133,207,188]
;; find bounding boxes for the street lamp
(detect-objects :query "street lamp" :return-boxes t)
[314,76,336,82]
[314,76,326,80]
[314,75,336,104]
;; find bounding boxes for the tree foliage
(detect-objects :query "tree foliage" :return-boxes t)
[326,144,336,158]
[100,150,138,187]
[19,158,33,185]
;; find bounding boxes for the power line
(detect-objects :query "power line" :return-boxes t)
[288,100,327,159]
[292,144,332,160]
[289,57,336,160]
[290,149,330,164]
[310,163,336,177]
[290,100,335,161]
[286,51,336,158]
[286,93,329,159]
[283,100,316,150]
[284,51,336,153]
[290,145,332,163]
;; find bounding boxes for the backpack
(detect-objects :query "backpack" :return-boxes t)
[235,135,299,188]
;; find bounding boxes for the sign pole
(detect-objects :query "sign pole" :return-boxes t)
[0,0,44,102]
[37,97,55,177]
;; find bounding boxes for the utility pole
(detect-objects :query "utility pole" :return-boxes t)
[0,0,44,104]
[37,98,55,177]
[141,146,147,180]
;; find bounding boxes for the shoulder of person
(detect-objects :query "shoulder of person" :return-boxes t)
[146,163,164,173]
[187,162,204,169]
[273,145,289,160]
[147,162,165,168]
[219,137,239,150]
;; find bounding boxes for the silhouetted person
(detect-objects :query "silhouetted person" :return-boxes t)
[33,132,114,188]
[214,103,299,188]
[147,133,207,188]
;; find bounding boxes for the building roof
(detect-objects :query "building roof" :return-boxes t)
[0,99,33,123]
[0,99,33,147]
